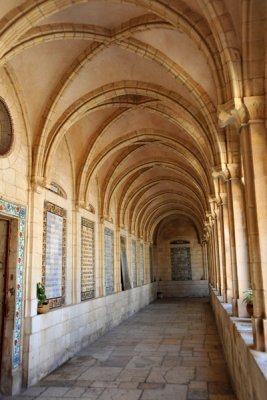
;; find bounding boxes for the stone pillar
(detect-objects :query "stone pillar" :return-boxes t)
[214,198,227,301]
[219,97,266,348]
[242,96,266,350]
[220,191,233,303]
[25,185,45,317]
[202,241,208,281]
[212,171,234,304]
[227,163,250,317]
[212,220,221,294]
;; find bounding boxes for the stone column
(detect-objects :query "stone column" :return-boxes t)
[201,241,208,281]
[212,221,220,294]
[212,171,234,304]
[227,163,250,317]
[25,184,45,317]
[220,190,233,303]
[242,96,266,350]
[219,97,266,348]
[214,199,227,300]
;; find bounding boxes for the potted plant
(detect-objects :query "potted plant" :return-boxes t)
[37,282,49,314]
[243,288,253,317]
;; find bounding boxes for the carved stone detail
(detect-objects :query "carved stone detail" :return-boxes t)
[243,96,265,121]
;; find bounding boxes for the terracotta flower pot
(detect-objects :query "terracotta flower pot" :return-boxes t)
[246,303,253,317]
[37,302,50,314]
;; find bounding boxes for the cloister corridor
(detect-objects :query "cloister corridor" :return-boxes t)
[2,299,237,400]
[0,0,267,399]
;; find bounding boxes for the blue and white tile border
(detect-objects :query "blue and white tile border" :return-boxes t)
[0,197,26,369]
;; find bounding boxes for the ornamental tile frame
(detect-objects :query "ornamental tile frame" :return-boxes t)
[0,197,26,369]
[81,218,95,300]
[42,201,66,308]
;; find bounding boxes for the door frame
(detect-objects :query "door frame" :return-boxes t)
[0,218,10,374]
[0,198,26,394]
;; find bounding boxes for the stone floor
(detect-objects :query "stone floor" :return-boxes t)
[3,299,237,400]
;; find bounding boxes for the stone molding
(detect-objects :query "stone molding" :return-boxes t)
[218,96,265,130]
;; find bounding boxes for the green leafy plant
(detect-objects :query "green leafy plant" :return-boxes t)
[37,282,48,306]
[243,288,253,305]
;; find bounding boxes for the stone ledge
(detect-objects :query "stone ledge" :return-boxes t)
[210,288,267,400]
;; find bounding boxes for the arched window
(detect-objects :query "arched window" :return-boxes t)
[0,99,13,156]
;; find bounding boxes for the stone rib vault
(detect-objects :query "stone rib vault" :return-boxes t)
[0,1,266,399]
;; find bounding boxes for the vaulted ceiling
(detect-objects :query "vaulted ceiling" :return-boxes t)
[0,0,243,242]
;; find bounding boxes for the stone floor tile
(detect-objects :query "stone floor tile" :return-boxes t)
[118,382,139,389]
[39,386,70,397]
[99,356,132,368]
[2,397,34,400]
[4,300,236,400]
[165,366,195,384]
[126,354,163,368]
[117,367,150,383]
[161,355,182,367]
[81,388,104,399]
[140,383,187,400]
[39,380,76,387]
[209,396,236,400]
[97,388,142,400]
[64,387,86,397]
[20,386,47,396]
[78,367,122,381]
[138,383,165,390]
[182,359,210,367]
[90,382,119,389]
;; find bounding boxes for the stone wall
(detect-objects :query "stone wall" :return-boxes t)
[210,289,267,400]
[154,216,205,281]
[158,280,209,297]
[25,283,157,387]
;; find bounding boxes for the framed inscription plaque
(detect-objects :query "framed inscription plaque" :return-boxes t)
[42,202,66,308]
[104,227,114,295]
[81,218,95,300]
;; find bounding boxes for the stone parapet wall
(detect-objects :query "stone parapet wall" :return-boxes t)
[210,289,267,400]
[157,280,209,297]
[24,283,157,387]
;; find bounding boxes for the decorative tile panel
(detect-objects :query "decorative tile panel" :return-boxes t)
[132,240,137,288]
[42,202,66,308]
[104,227,114,295]
[171,247,192,280]
[81,218,95,300]
[140,242,144,285]
[0,197,26,369]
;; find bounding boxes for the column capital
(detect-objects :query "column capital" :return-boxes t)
[212,165,230,182]
[219,192,228,204]
[218,96,265,131]
[243,96,265,121]
[218,98,248,130]
[226,163,242,180]
[31,175,47,193]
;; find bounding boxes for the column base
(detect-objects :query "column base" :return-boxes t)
[232,298,238,316]
[237,298,248,317]
[262,319,267,352]
[252,317,265,351]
